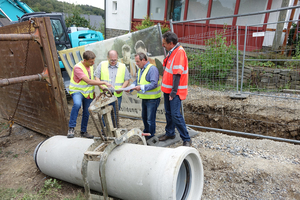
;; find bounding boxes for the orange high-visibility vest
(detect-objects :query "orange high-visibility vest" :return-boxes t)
[161,45,188,100]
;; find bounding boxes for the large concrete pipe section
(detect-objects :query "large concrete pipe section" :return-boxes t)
[34,136,204,200]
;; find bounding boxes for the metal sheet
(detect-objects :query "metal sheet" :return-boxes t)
[0,18,68,137]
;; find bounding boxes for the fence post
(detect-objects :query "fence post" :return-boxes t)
[241,25,248,93]
[236,26,239,93]
[170,19,174,32]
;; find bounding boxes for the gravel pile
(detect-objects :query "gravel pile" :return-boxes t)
[168,130,300,199]
[191,131,300,165]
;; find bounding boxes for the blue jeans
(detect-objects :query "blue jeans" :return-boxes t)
[142,98,160,139]
[102,96,122,126]
[69,92,93,132]
[164,93,190,142]
[111,96,122,117]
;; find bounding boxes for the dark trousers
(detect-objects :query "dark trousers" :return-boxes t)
[164,93,190,142]
[141,98,160,139]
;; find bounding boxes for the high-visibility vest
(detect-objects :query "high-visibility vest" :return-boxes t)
[100,61,126,97]
[137,64,161,99]
[161,45,188,100]
[69,61,94,99]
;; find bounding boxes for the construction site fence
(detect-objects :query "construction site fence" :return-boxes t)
[168,7,300,143]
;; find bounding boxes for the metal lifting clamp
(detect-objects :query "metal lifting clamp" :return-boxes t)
[88,88,119,139]
[81,89,150,200]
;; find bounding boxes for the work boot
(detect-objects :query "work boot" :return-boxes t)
[159,134,176,141]
[67,127,75,138]
[81,131,94,139]
[183,140,192,147]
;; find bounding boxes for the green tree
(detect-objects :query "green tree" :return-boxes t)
[65,7,90,28]
[22,0,104,18]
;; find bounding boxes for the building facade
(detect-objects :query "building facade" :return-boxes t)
[105,0,300,50]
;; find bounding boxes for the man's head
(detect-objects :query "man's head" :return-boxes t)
[162,31,178,51]
[82,50,96,67]
[135,52,148,69]
[134,40,147,55]
[107,50,118,66]
[122,44,131,64]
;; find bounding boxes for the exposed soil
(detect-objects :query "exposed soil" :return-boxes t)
[0,90,300,199]
[184,86,300,140]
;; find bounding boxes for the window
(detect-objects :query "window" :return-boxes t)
[134,0,148,19]
[167,0,185,21]
[51,19,68,51]
[112,1,117,14]
[187,0,209,23]
[210,0,235,25]
[150,1,165,20]
[237,0,268,26]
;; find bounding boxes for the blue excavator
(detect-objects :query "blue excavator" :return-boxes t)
[0,0,104,69]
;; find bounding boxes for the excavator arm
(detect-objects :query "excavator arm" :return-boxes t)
[0,0,33,21]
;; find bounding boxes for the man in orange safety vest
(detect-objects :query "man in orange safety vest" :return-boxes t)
[159,31,192,147]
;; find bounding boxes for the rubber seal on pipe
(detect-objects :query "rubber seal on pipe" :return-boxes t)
[182,159,191,199]
[176,159,191,200]
[33,137,49,171]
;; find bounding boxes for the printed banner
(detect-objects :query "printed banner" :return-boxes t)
[59,25,166,120]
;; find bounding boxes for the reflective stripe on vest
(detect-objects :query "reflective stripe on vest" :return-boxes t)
[161,83,187,89]
[69,62,94,99]
[100,61,126,97]
[137,64,161,99]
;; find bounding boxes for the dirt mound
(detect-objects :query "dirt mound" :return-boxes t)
[184,87,300,140]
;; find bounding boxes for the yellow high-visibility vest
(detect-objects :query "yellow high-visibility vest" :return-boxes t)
[100,61,126,97]
[137,64,161,99]
[69,62,94,99]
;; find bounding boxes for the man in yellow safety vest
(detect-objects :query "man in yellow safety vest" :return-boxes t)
[94,50,131,121]
[67,50,112,139]
[128,52,161,140]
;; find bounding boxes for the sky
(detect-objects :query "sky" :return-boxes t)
[57,0,104,10]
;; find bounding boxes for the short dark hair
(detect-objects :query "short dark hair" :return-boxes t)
[83,50,96,60]
[122,44,131,52]
[162,31,178,45]
[134,40,146,51]
[135,52,148,61]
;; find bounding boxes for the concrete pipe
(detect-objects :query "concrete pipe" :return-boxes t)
[34,136,204,200]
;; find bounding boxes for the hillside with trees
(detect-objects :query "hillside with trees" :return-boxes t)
[22,0,104,17]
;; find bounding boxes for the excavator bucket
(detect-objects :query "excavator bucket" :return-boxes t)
[0,17,69,137]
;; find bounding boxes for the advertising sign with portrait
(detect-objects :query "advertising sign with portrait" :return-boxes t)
[59,25,166,120]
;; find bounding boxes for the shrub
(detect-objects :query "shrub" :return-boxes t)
[285,40,300,68]
[133,16,170,34]
[201,29,236,79]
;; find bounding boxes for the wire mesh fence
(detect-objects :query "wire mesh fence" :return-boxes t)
[241,20,300,95]
[170,9,300,142]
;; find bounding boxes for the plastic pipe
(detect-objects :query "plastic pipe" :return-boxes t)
[34,136,204,200]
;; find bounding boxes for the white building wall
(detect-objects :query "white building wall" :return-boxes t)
[106,0,132,31]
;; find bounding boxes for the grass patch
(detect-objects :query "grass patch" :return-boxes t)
[0,179,86,199]
[0,122,9,132]
[0,187,23,199]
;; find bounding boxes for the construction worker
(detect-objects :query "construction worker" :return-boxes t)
[159,31,192,147]
[128,52,161,140]
[67,50,112,139]
[94,50,131,119]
